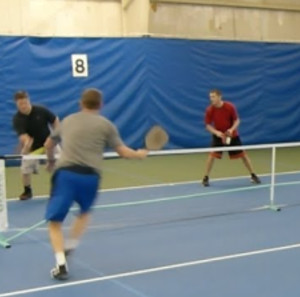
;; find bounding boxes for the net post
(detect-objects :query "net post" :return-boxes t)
[269,146,281,212]
[0,159,10,247]
[0,155,48,248]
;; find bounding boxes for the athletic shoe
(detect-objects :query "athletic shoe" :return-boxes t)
[251,173,261,184]
[64,248,74,257]
[202,176,210,187]
[50,264,69,280]
[19,191,32,201]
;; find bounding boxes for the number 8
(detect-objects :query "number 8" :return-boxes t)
[75,59,85,74]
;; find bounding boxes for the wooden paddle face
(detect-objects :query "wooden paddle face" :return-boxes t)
[145,126,169,150]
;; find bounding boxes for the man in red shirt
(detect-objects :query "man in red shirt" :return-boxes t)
[202,89,261,187]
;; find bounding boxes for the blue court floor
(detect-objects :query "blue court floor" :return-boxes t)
[1,173,300,297]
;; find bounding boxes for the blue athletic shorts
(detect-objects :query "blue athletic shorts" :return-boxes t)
[45,168,100,222]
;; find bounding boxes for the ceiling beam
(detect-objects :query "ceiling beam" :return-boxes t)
[150,0,300,12]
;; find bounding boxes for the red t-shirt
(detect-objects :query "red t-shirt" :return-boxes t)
[205,101,239,137]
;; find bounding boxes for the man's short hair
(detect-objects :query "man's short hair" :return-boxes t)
[81,88,102,110]
[209,89,222,96]
[14,90,29,101]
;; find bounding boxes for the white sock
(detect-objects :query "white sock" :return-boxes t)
[55,252,66,266]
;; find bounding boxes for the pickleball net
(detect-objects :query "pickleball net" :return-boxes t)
[1,142,300,248]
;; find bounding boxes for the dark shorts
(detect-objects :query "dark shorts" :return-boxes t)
[45,167,100,222]
[210,135,245,159]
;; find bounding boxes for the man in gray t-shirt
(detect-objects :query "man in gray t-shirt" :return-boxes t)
[45,88,147,280]
[51,108,123,175]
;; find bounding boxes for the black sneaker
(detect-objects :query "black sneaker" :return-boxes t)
[19,191,32,201]
[51,264,69,280]
[251,173,261,184]
[64,248,74,257]
[202,176,210,187]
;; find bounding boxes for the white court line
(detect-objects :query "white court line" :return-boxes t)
[1,242,300,297]
[7,170,300,201]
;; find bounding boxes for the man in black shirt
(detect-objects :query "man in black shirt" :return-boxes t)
[12,91,59,200]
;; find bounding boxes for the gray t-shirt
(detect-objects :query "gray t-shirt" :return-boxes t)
[52,112,123,174]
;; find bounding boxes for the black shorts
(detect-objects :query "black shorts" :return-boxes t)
[210,135,245,159]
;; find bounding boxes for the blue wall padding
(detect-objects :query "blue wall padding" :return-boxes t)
[1,36,300,154]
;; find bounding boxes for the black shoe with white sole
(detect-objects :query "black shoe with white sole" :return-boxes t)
[50,264,69,280]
